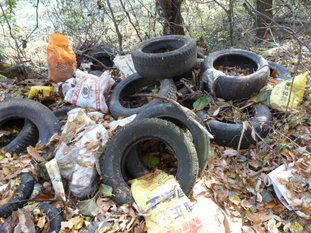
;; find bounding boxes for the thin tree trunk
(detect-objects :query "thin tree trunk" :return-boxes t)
[106,0,123,52]
[255,0,273,40]
[228,0,234,46]
[156,0,185,35]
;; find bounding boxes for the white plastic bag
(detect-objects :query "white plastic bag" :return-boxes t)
[55,109,109,199]
[62,70,114,112]
[113,54,136,77]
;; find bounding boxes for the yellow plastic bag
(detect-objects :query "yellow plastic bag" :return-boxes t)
[47,33,77,83]
[28,86,55,100]
[270,72,309,110]
[131,171,212,233]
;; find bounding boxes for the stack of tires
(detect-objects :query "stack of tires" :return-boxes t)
[101,35,211,205]
[200,49,278,149]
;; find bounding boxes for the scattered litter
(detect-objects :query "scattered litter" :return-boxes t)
[55,109,109,199]
[265,157,311,219]
[108,114,136,131]
[47,33,77,83]
[270,72,309,110]
[131,170,238,233]
[62,69,114,112]
[27,86,55,101]
[45,158,66,201]
[113,54,136,77]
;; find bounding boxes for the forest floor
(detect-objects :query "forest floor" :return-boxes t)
[0,37,310,233]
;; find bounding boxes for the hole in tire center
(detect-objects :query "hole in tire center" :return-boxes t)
[217,105,256,124]
[213,54,258,76]
[120,79,161,108]
[126,139,177,176]
[0,119,25,147]
[142,39,185,53]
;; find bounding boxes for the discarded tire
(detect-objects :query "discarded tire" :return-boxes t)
[109,73,177,117]
[2,120,38,154]
[37,203,63,233]
[0,99,60,153]
[268,61,291,80]
[201,49,269,100]
[89,48,114,70]
[127,103,210,176]
[132,35,197,79]
[206,104,271,149]
[0,172,35,218]
[99,118,199,205]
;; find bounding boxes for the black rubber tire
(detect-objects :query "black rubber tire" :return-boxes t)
[201,49,269,100]
[268,61,291,80]
[2,120,38,154]
[99,118,199,205]
[37,203,63,233]
[53,107,74,119]
[0,99,60,153]
[1,107,71,154]
[127,103,210,176]
[0,172,35,218]
[206,104,271,149]
[109,73,177,117]
[132,35,197,79]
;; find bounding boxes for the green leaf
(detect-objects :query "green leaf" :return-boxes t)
[151,88,160,94]
[142,154,160,169]
[193,95,211,111]
[290,222,304,231]
[98,184,113,197]
[253,89,271,104]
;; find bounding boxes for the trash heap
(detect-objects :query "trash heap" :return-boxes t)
[0,33,310,233]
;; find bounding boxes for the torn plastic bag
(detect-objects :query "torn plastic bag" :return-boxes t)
[131,171,237,233]
[62,70,114,112]
[47,33,77,83]
[113,54,136,78]
[27,86,55,101]
[55,109,109,199]
[265,158,311,219]
[270,72,309,110]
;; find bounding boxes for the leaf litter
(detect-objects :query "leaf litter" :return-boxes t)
[0,38,310,232]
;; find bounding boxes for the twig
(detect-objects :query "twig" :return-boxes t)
[180,78,195,94]
[134,93,214,139]
[20,0,40,47]
[75,50,112,70]
[237,121,248,153]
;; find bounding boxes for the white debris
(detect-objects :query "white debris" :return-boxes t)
[108,114,136,131]
[55,109,109,199]
[62,69,115,112]
[265,162,311,219]
[113,54,136,77]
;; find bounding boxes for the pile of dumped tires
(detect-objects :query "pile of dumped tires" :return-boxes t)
[0,34,292,230]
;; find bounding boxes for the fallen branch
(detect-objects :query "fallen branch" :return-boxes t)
[134,93,214,139]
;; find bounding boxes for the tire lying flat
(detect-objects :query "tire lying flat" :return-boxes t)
[201,49,269,100]
[132,35,197,79]
[37,203,63,233]
[99,118,199,205]
[126,103,210,177]
[109,73,177,117]
[0,99,60,153]
[206,104,272,149]
[0,173,35,218]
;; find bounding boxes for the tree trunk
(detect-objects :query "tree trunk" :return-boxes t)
[156,0,185,35]
[255,0,273,40]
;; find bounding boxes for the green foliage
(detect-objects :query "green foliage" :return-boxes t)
[193,95,211,111]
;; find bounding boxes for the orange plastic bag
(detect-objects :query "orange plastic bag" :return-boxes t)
[47,33,77,83]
